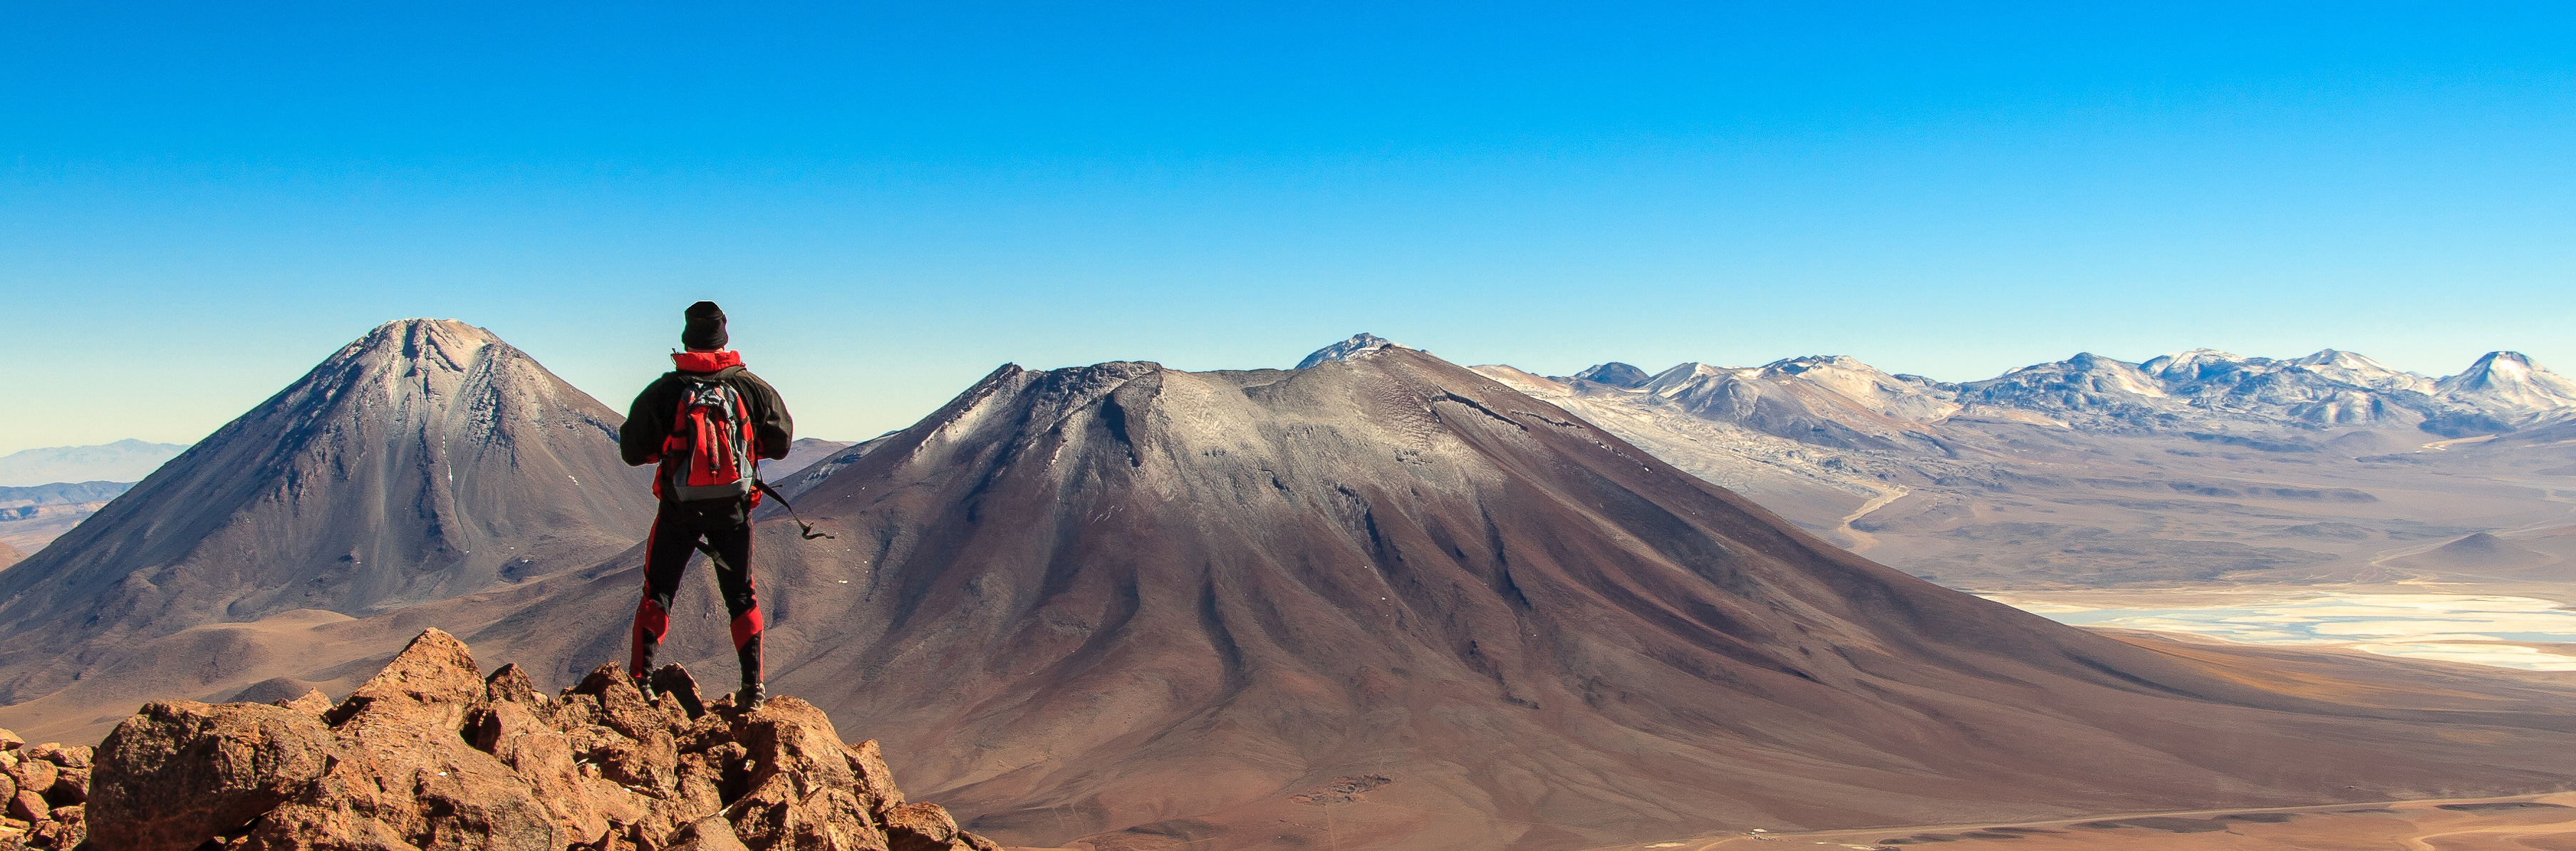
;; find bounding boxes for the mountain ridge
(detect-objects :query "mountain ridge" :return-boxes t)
[1483,342,2576,590]
[0,439,187,488]
[1542,347,2573,438]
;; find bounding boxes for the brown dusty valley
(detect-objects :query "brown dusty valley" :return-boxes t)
[1574,793,2576,851]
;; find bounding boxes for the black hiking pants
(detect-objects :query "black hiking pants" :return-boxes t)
[629,505,762,687]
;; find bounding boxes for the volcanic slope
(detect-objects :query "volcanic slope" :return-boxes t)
[0,319,654,705]
[438,344,2576,851]
[11,342,2575,850]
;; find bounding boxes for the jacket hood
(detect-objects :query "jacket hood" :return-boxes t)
[671,350,744,373]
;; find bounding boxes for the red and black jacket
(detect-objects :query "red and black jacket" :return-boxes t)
[620,350,794,502]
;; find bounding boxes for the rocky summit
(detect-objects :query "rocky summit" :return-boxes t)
[24,628,996,851]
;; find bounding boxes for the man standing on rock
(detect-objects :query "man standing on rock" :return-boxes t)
[620,301,793,709]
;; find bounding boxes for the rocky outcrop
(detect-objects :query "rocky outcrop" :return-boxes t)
[0,728,93,849]
[69,629,999,851]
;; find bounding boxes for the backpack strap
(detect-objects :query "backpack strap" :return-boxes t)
[754,479,834,540]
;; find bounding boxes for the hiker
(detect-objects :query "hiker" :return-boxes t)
[620,301,793,709]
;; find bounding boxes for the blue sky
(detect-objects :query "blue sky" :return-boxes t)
[4,2,2572,452]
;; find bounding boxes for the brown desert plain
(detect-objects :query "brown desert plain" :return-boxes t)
[1,322,2573,851]
[1567,793,2576,851]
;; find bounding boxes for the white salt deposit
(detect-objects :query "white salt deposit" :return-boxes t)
[1988,592,2576,671]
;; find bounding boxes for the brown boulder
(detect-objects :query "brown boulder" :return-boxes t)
[28,805,80,850]
[651,665,710,720]
[86,701,336,851]
[487,664,544,704]
[880,803,960,851]
[1,761,50,808]
[667,814,753,851]
[482,718,614,842]
[7,789,45,824]
[16,746,80,771]
[39,768,80,807]
[569,664,682,742]
[726,773,884,851]
[737,698,860,795]
[256,630,561,850]
[326,627,486,731]
[464,699,538,754]
[246,747,561,850]
[274,689,335,718]
[840,741,905,815]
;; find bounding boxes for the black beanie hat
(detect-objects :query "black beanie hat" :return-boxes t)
[682,301,729,351]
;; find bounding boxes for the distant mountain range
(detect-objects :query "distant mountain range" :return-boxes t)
[760,436,853,479]
[1552,347,2576,439]
[0,438,186,487]
[1375,334,2576,590]
[0,482,138,562]
[0,481,133,511]
[1292,334,2572,443]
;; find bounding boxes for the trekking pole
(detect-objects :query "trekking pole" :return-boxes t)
[752,479,835,540]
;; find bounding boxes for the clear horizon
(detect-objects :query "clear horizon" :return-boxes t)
[0,323,2560,455]
[6,2,2572,453]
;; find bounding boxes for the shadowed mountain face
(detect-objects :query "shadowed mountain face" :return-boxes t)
[0,319,654,703]
[440,346,2576,851]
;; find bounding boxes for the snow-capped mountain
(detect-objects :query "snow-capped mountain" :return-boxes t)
[1569,361,1651,388]
[2287,349,2439,394]
[1952,352,2177,429]
[2119,349,2443,427]
[2438,351,2576,419]
[1477,341,2576,593]
[1294,332,1400,368]
[1574,347,2575,441]
[1591,357,1958,453]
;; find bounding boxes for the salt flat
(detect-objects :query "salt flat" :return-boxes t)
[1986,591,2576,671]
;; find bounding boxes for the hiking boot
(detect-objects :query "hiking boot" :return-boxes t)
[736,681,766,711]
